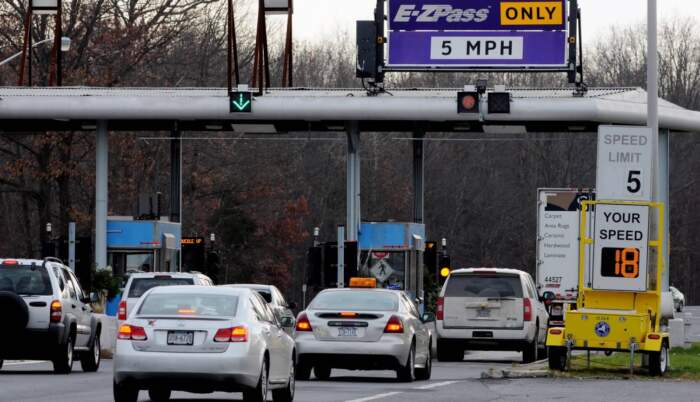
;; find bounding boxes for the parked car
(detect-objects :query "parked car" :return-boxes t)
[223,284,297,333]
[118,271,213,325]
[113,285,296,402]
[294,282,433,382]
[435,268,549,363]
[670,286,685,313]
[0,257,101,374]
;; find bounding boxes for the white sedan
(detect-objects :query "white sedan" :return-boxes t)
[113,286,296,402]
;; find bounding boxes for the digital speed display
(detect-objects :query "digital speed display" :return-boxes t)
[601,247,640,279]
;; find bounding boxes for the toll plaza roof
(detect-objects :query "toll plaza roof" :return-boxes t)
[0,86,699,133]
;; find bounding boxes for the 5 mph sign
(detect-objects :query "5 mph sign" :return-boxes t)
[596,126,653,201]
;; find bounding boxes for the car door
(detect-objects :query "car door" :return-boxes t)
[58,268,83,345]
[526,276,547,343]
[402,293,429,364]
[272,287,295,335]
[67,270,93,348]
[250,294,283,381]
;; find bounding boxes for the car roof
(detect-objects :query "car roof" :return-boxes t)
[317,287,403,295]
[127,272,203,279]
[450,268,529,276]
[223,284,274,291]
[0,258,66,269]
[146,285,248,296]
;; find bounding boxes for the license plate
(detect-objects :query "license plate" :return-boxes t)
[337,327,358,337]
[167,331,194,345]
[477,309,491,318]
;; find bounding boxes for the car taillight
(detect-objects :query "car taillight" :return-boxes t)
[295,312,312,332]
[523,298,533,322]
[118,324,147,341]
[436,297,444,321]
[384,315,404,333]
[214,326,248,343]
[50,300,62,323]
[118,300,127,321]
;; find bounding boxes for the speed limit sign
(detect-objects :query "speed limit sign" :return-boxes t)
[596,126,653,202]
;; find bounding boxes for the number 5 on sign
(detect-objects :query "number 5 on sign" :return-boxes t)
[596,126,652,202]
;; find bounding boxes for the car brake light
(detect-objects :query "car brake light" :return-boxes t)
[340,312,358,317]
[177,308,196,315]
[295,312,312,332]
[384,315,404,333]
[118,300,127,321]
[436,297,444,321]
[2,259,18,265]
[50,300,62,323]
[214,326,248,342]
[118,324,147,341]
[524,298,533,322]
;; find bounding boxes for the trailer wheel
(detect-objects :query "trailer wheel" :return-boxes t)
[548,347,567,371]
[649,342,669,376]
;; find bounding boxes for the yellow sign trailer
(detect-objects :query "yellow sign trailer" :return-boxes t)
[546,200,669,375]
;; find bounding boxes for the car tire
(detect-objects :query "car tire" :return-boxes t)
[397,343,416,383]
[148,388,171,402]
[113,381,138,402]
[649,342,669,376]
[295,360,311,381]
[244,358,269,402]
[415,342,432,381]
[548,347,567,371]
[272,358,295,402]
[523,334,538,363]
[53,332,75,374]
[313,365,331,381]
[81,332,101,373]
[0,291,29,339]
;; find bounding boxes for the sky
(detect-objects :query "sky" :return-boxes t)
[290,0,699,45]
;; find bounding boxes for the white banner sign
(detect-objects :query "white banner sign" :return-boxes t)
[596,125,653,201]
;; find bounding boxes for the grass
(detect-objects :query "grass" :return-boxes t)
[556,343,700,380]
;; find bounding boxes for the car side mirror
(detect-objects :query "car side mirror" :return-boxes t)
[421,312,436,323]
[288,301,297,310]
[279,316,295,328]
[90,292,99,303]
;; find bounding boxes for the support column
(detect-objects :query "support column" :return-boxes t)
[346,122,361,241]
[413,131,425,224]
[95,121,108,271]
[170,129,182,223]
[659,129,670,290]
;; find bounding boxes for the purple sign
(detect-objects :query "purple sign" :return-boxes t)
[387,31,567,68]
[387,0,567,31]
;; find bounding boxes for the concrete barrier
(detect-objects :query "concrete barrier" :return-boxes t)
[96,314,117,358]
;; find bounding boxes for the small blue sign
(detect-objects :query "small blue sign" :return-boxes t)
[595,321,611,337]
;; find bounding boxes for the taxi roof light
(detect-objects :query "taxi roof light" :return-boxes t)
[349,277,377,288]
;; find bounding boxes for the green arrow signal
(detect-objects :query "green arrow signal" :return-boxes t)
[232,93,251,111]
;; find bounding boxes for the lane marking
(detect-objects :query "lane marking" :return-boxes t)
[413,380,459,390]
[344,392,403,402]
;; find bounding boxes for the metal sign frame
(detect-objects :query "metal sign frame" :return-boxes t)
[375,0,581,82]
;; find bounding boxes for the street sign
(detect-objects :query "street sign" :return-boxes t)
[32,0,59,14]
[596,126,653,201]
[388,31,567,68]
[592,203,649,292]
[230,92,252,113]
[370,259,395,283]
[387,0,566,31]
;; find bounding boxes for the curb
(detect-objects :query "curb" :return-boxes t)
[481,367,551,379]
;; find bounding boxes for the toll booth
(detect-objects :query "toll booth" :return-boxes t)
[358,222,426,302]
[106,217,181,277]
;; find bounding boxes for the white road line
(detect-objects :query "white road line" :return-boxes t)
[413,380,459,390]
[344,391,403,402]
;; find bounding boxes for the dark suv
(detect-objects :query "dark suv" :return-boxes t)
[0,257,101,374]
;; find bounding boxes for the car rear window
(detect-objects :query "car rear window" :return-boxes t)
[446,274,523,298]
[310,291,398,311]
[138,293,239,317]
[0,264,52,295]
[255,289,272,303]
[127,277,194,298]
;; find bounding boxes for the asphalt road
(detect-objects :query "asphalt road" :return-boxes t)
[2,348,698,402]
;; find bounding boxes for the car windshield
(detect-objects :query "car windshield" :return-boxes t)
[127,277,194,298]
[138,293,239,317]
[446,274,523,298]
[0,264,52,295]
[310,291,398,311]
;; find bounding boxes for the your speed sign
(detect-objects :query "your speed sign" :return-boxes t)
[596,126,653,201]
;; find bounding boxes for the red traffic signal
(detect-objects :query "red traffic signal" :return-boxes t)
[458,92,480,114]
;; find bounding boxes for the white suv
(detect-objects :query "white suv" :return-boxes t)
[0,257,101,373]
[118,272,213,324]
[435,268,548,363]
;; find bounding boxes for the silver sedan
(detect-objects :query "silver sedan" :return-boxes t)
[294,288,433,382]
[113,286,296,402]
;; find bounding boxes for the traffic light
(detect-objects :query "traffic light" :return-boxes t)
[322,242,338,288]
[424,241,438,281]
[488,92,511,114]
[230,91,252,113]
[457,92,480,114]
[438,254,452,285]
